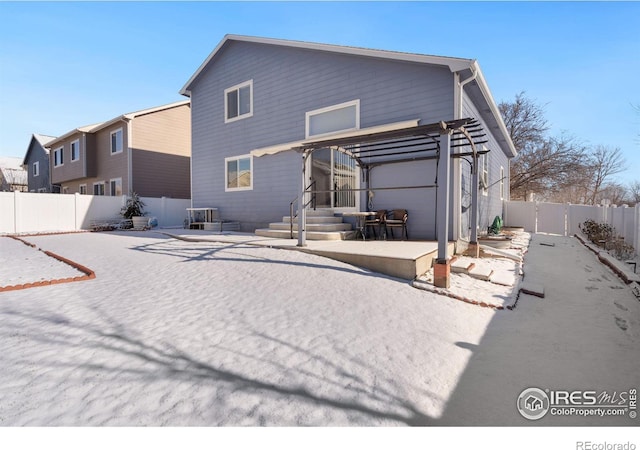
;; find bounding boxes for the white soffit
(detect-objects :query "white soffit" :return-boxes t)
[251,119,420,157]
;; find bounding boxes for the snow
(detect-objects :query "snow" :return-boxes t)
[0,231,638,427]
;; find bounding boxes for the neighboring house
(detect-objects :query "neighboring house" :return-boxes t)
[46,100,191,198]
[180,35,516,243]
[22,133,57,192]
[0,156,28,192]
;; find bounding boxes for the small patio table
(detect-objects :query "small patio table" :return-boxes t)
[341,211,377,240]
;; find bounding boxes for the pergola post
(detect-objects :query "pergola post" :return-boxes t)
[297,151,308,247]
[469,151,480,258]
[434,130,452,288]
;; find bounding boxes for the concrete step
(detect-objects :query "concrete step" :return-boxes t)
[298,208,335,217]
[270,222,352,232]
[282,216,343,224]
[451,258,475,274]
[468,265,493,281]
[255,228,355,241]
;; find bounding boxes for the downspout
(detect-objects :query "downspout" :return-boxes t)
[456,64,478,247]
[125,118,133,197]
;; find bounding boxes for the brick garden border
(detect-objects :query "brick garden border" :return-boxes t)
[0,235,95,292]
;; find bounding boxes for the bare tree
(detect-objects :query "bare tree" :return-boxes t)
[596,182,628,206]
[499,93,587,201]
[627,180,640,204]
[585,146,627,205]
[499,91,549,153]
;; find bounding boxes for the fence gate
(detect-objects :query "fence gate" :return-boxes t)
[536,202,567,235]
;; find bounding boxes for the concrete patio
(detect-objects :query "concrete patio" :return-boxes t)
[161,229,455,280]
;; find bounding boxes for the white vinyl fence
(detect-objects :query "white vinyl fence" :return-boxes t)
[0,191,191,234]
[504,200,640,257]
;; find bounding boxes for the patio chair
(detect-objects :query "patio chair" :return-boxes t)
[385,209,409,240]
[365,209,387,239]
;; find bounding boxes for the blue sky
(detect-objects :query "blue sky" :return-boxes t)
[1,1,638,183]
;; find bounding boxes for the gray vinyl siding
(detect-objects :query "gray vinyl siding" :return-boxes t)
[190,40,455,233]
[25,141,51,192]
[461,90,510,234]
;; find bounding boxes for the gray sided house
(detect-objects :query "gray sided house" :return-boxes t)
[22,133,56,192]
[181,35,516,244]
[47,101,191,199]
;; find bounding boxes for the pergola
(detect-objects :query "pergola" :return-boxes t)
[291,117,489,287]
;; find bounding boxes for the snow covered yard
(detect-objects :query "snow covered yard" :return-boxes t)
[0,232,495,426]
[0,231,638,427]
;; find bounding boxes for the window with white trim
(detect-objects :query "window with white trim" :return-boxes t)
[225,155,253,191]
[62,186,69,194]
[500,166,505,200]
[71,139,80,162]
[93,182,105,196]
[224,80,253,123]
[79,184,87,195]
[481,153,489,196]
[109,178,122,197]
[306,100,360,138]
[110,128,123,154]
[53,147,64,167]
[33,161,39,177]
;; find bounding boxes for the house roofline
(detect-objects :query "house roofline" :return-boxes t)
[44,123,104,149]
[468,61,517,158]
[89,100,191,134]
[44,100,191,148]
[180,34,516,157]
[179,34,475,97]
[22,133,57,166]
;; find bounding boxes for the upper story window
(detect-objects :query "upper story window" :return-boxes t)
[79,184,87,195]
[224,80,253,123]
[53,147,64,167]
[33,161,39,177]
[71,139,80,162]
[225,154,252,191]
[110,128,123,154]
[306,100,360,138]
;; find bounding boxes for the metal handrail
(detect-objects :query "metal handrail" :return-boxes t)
[289,180,316,239]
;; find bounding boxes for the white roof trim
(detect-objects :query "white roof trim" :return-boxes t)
[180,34,474,96]
[251,119,420,157]
[89,100,191,134]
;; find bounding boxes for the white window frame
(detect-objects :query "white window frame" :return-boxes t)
[224,154,253,192]
[500,166,505,200]
[79,184,87,195]
[481,152,489,197]
[70,139,80,162]
[110,128,123,155]
[305,99,360,139]
[53,146,64,167]
[93,181,105,196]
[109,178,123,197]
[62,186,69,195]
[224,79,253,123]
[33,161,39,177]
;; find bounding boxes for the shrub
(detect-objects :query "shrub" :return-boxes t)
[120,192,146,219]
[579,219,635,260]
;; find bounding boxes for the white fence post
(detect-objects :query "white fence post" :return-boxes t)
[635,204,640,258]
[14,190,20,233]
